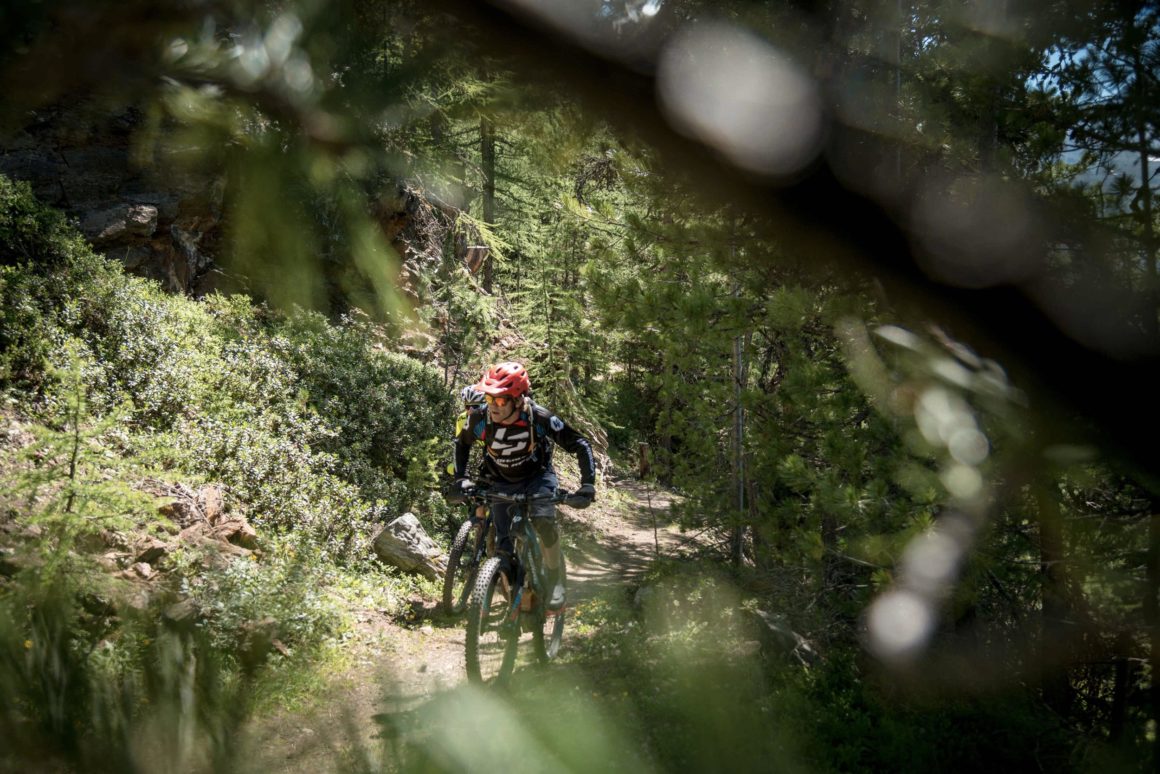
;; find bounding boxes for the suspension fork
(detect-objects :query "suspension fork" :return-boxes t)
[506,511,546,623]
[511,515,549,620]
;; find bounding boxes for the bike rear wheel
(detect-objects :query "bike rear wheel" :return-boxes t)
[442,519,479,615]
[464,556,518,684]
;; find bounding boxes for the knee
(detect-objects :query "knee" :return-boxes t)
[533,518,560,549]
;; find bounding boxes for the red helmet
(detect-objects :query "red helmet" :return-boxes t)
[476,361,531,397]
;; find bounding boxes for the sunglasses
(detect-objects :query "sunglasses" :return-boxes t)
[484,394,517,407]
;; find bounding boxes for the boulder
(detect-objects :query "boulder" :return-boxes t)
[213,517,258,549]
[134,535,168,565]
[164,598,199,625]
[372,513,446,581]
[747,608,819,667]
[80,204,158,245]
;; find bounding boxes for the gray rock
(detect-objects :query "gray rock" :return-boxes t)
[1,99,226,293]
[80,204,158,245]
[372,513,447,581]
[164,598,199,624]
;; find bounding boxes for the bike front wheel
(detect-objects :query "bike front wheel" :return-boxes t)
[464,556,518,684]
[532,558,566,663]
[443,519,479,615]
[532,606,566,663]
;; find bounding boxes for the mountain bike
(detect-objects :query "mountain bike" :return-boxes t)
[462,488,573,685]
[442,507,494,615]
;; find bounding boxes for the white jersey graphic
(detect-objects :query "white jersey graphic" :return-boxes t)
[488,424,534,467]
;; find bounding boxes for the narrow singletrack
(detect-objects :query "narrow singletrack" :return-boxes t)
[242,478,688,772]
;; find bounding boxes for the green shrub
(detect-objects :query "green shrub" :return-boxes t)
[272,309,453,504]
[171,535,341,659]
[0,175,75,267]
[0,262,60,390]
[1,173,454,559]
[76,279,218,427]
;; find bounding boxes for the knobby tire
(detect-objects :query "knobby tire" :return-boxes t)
[442,519,477,615]
[464,556,517,684]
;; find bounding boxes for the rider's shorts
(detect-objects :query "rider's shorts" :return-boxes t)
[487,468,559,553]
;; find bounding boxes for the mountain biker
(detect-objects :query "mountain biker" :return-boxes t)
[447,361,596,610]
[456,384,486,436]
[446,384,487,477]
[446,384,489,524]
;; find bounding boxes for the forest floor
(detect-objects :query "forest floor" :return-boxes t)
[241,478,696,772]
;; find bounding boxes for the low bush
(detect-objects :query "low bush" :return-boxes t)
[1,172,454,558]
[270,307,453,511]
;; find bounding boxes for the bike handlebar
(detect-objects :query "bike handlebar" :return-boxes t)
[462,488,572,506]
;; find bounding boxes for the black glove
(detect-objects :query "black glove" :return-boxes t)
[564,483,596,509]
[445,478,474,506]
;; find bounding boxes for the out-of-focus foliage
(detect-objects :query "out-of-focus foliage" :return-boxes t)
[0,583,248,772]
[2,0,1160,770]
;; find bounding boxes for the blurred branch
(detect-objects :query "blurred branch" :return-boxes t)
[0,0,217,128]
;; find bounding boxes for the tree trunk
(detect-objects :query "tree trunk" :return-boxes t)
[893,0,904,183]
[480,114,496,294]
[1037,481,1075,716]
[1146,510,1160,772]
[1110,632,1131,746]
[731,278,747,567]
[1131,43,1158,338]
[659,352,674,485]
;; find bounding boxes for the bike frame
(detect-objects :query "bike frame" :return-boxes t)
[460,487,573,683]
[465,507,492,563]
[468,490,567,625]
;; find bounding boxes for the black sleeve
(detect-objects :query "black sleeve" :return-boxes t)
[453,409,481,479]
[536,406,596,485]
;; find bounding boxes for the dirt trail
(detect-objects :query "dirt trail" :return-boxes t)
[244,479,690,772]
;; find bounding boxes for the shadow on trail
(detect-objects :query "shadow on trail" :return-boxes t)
[566,532,660,603]
[565,480,695,605]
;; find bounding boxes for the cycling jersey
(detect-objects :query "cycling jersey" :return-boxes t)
[453,399,595,486]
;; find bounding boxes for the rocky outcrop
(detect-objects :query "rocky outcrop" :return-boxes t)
[125,481,257,573]
[1,100,477,314]
[0,99,224,295]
